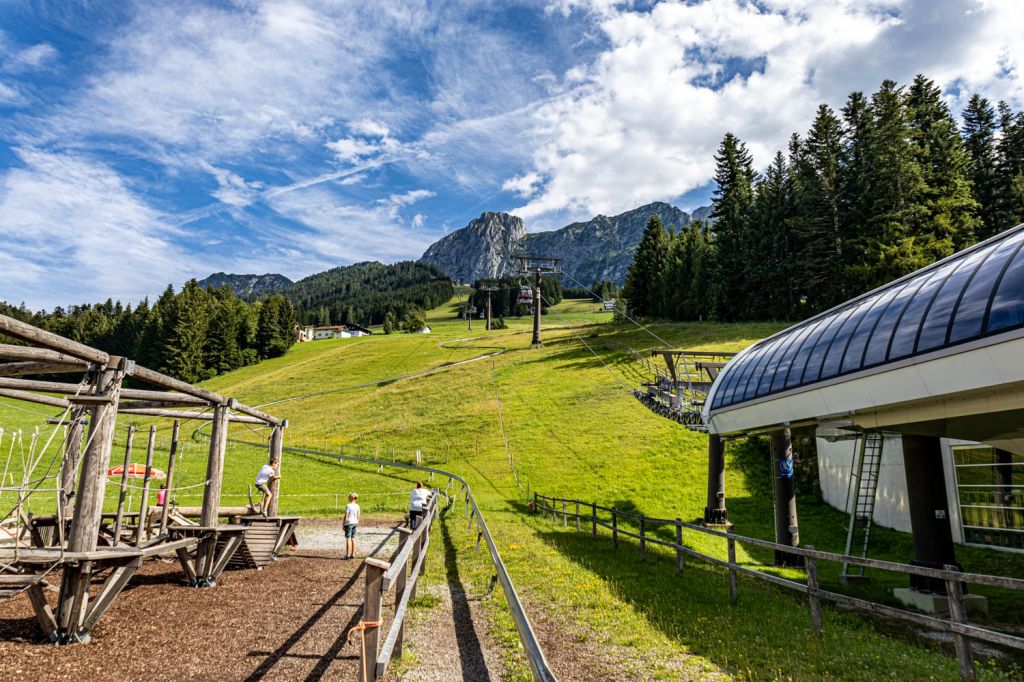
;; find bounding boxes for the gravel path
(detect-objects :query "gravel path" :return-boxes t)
[388,518,503,682]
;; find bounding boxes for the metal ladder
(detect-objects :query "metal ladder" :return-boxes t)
[840,432,883,583]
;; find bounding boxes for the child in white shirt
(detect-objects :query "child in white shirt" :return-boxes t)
[343,492,360,560]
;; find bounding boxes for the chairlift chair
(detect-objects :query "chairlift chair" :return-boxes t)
[517,285,533,304]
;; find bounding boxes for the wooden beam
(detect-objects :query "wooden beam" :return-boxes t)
[0,387,70,409]
[82,559,141,631]
[0,360,88,376]
[117,407,264,424]
[119,388,208,405]
[26,583,58,640]
[0,378,208,406]
[59,408,87,521]
[209,533,243,579]
[111,426,136,547]
[0,316,109,365]
[232,401,283,426]
[134,426,157,545]
[196,404,229,581]
[0,341,100,366]
[131,364,226,406]
[268,425,283,516]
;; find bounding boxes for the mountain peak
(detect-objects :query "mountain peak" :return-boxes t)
[197,272,293,299]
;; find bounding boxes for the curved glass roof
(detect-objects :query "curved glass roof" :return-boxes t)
[709,224,1024,413]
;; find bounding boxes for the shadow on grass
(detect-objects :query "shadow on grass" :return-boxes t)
[439,513,492,681]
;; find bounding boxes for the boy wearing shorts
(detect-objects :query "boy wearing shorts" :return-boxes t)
[343,492,360,559]
[255,458,280,516]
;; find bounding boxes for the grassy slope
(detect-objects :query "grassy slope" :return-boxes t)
[1,296,1021,680]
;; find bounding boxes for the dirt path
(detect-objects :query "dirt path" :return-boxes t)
[388,517,503,682]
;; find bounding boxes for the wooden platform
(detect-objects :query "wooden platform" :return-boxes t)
[226,516,300,570]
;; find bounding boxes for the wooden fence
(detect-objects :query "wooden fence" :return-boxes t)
[354,493,439,682]
[532,492,1024,682]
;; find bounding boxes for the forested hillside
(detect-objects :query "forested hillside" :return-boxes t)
[0,281,296,383]
[284,261,453,327]
[624,75,1024,322]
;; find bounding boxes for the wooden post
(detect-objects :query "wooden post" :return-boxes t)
[551,497,556,523]
[392,529,411,661]
[562,499,567,526]
[112,425,136,546]
[268,424,284,516]
[612,508,618,548]
[806,545,822,633]
[533,492,538,513]
[58,358,126,640]
[59,408,87,521]
[196,403,229,584]
[592,502,597,536]
[575,501,580,532]
[675,518,684,572]
[727,533,738,604]
[409,535,422,601]
[639,516,646,562]
[944,564,975,681]
[134,426,157,544]
[159,421,180,536]
[361,559,387,682]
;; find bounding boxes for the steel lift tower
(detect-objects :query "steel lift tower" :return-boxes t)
[516,255,561,348]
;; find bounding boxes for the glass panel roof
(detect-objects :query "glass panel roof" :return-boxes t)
[709,224,1024,412]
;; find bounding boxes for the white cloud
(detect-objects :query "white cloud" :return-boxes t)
[0,148,195,308]
[385,189,435,207]
[325,137,387,162]
[199,162,265,207]
[512,0,1024,223]
[411,213,426,229]
[267,186,436,265]
[350,118,390,137]
[3,43,58,72]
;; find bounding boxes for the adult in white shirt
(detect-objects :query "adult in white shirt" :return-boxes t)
[254,458,280,516]
[409,482,431,529]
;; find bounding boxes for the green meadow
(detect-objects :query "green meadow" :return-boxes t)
[2,296,1022,680]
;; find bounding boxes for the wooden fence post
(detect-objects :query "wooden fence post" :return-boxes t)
[551,497,556,523]
[392,529,411,661]
[806,545,822,633]
[360,558,388,682]
[575,501,580,532]
[562,499,567,526]
[675,518,684,572]
[592,502,597,536]
[944,564,975,682]
[134,425,157,544]
[727,532,737,604]
[612,508,618,548]
[639,516,646,562]
[112,425,136,546]
[158,421,180,536]
[533,492,538,512]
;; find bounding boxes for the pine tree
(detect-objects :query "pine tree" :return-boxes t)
[751,150,795,318]
[905,75,978,253]
[622,215,670,317]
[996,101,1024,229]
[962,94,1001,239]
[204,287,242,375]
[710,133,756,320]
[162,280,210,383]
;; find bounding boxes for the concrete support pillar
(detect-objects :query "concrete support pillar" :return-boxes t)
[771,429,802,566]
[704,434,728,524]
[902,434,957,593]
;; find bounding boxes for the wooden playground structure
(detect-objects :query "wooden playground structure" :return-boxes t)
[0,313,297,644]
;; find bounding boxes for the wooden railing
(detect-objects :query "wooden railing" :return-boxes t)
[532,492,1024,682]
[355,494,439,682]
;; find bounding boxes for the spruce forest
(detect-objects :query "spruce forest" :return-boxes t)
[0,281,296,384]
[622,75,1024,322]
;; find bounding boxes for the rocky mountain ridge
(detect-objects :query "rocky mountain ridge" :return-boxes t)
[197,272,293,299]
[419,202,709,286]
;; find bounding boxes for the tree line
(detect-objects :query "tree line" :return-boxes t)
[1,281,296,383]
[624,75,1024,322]
[286,261,453,327]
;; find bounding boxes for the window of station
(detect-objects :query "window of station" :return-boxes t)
[953,445,1024,552]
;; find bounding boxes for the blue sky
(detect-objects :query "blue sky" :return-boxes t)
[1,0,1022,309]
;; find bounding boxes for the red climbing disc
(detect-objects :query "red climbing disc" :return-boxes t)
[106,463,166,479]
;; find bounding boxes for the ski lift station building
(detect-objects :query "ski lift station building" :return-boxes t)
[702,224,1024,605]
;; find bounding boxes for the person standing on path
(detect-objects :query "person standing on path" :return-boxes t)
[409,482,431,529]
[343,492,360,559]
